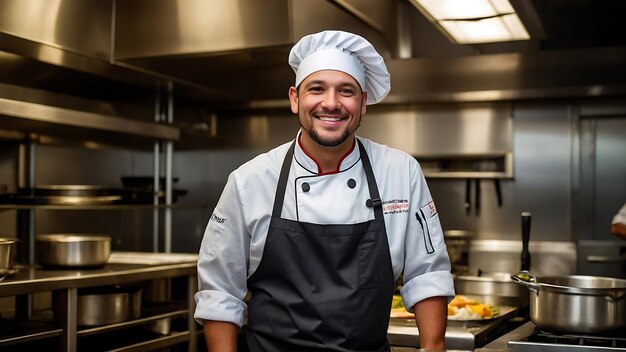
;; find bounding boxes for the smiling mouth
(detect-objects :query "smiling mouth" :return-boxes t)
[315,115,346,122]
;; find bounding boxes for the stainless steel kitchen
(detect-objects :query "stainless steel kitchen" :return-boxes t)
[0,0,625,351]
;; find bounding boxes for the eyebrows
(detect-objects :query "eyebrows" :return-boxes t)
[302,79,361,91]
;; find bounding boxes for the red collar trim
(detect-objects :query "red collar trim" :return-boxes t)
[297,135,356,175]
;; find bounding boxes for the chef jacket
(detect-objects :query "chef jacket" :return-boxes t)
[194,132,455,327]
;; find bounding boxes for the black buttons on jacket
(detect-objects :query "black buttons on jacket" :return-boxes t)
[302,182,310,192]
[347,179,356,188]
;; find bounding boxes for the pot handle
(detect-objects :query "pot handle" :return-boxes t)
[511,270,540,295]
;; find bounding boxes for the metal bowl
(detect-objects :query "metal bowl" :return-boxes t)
[36,234,111,268]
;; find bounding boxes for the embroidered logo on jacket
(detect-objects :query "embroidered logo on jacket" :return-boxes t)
[383,199,409,214]
[210,213,227,224]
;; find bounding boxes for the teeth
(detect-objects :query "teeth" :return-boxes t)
[318,116,342,122]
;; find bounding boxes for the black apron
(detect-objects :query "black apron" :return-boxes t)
[243,139,395,352]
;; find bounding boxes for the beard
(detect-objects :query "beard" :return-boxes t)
[303,124,352,147]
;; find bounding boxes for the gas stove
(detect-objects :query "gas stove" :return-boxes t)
[489,321,626,352]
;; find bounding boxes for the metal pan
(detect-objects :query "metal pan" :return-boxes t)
[36,234,111,268]
[512,270,626,333]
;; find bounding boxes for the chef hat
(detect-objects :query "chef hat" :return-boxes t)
[288,30,391,105]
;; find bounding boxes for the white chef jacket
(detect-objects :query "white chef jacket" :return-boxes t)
[194,133,455,327]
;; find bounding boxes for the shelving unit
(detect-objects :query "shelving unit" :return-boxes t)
[0,259,199,352]
[0,81,201,351]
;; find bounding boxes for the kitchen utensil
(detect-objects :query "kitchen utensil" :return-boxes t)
[520,212,531,271]
[120,176,179,190]
[0,238,17,277]
[13,185,130,205]
[512,271,626,333]
[36,234,111,268]
[493,179,502,207]
[464,179,471,215]
[58,285,142,326]
[475,179,481,215]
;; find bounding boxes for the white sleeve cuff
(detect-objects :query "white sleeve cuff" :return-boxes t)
[400,270,455,313]
[194,289,247,327]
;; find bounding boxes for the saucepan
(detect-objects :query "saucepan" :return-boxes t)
[512,270,626,333]
[54,285,142,326]
[36,234,111,268]
[0,238,17,278]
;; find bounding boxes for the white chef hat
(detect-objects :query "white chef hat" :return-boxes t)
[288,30,391,105]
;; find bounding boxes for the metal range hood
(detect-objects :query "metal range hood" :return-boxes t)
[0,0,394,105]
[1,0,625,110]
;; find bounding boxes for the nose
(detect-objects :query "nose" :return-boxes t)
[321,90,340,110]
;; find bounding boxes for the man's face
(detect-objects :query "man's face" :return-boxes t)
[289,70,367,148]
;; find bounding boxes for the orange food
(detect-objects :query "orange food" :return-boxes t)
[448,295,477,307]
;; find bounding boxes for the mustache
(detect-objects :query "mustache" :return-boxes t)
[313,108,346,117]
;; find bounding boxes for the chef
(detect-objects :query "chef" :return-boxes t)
[194,30,455,351]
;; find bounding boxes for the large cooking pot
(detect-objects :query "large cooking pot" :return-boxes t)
[36,234,111,268]
[54,285,142,326]
[512,270,626,333]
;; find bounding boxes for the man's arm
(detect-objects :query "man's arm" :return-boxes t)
[413,296,448,350]
[203,320,239,352]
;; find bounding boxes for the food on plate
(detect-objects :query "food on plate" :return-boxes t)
[390,294,415,318]
[447,295,498,320]
[389,294,498,320]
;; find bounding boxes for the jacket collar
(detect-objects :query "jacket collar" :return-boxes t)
[293,130,361,175]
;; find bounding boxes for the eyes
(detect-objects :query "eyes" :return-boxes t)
[306,85,358,97]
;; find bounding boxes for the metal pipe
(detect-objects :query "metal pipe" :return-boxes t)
[164,81,174,253]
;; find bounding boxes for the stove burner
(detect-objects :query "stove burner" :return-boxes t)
[532,329,626,349]
[508,326,626,352]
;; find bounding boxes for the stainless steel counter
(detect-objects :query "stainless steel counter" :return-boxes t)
[0,261,196,297]
[0,252,198,352]
[388,308,526,351]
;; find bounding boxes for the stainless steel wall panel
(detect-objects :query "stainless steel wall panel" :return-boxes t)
[114,0,292,59]
[360,103,513,157]
[424,102,573,242]
[0,0,113,60]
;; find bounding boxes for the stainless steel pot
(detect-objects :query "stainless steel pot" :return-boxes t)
[454,271,528,307]
[36,234,111,268]
[58,285,142,326]
[0,238,17,276]
[444,230,474,274]
[512,270,626,333]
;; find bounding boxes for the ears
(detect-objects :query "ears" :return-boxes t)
[288,86,368,115]
[289,86,298,114]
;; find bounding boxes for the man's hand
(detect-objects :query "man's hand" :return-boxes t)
[413,296,448,350]
[203,320,239,352]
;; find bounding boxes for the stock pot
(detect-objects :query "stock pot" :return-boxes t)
[512,271,626,333]
[36,234,111,268]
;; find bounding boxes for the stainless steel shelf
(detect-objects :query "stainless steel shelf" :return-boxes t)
[0,319,62,347]
[106,331,191,352]
[0,97,179,142]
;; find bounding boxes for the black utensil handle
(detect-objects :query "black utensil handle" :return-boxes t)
[521,212,532,271]
[475,179,481,215]
[494,179,502,207]
[464,179,471,215]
